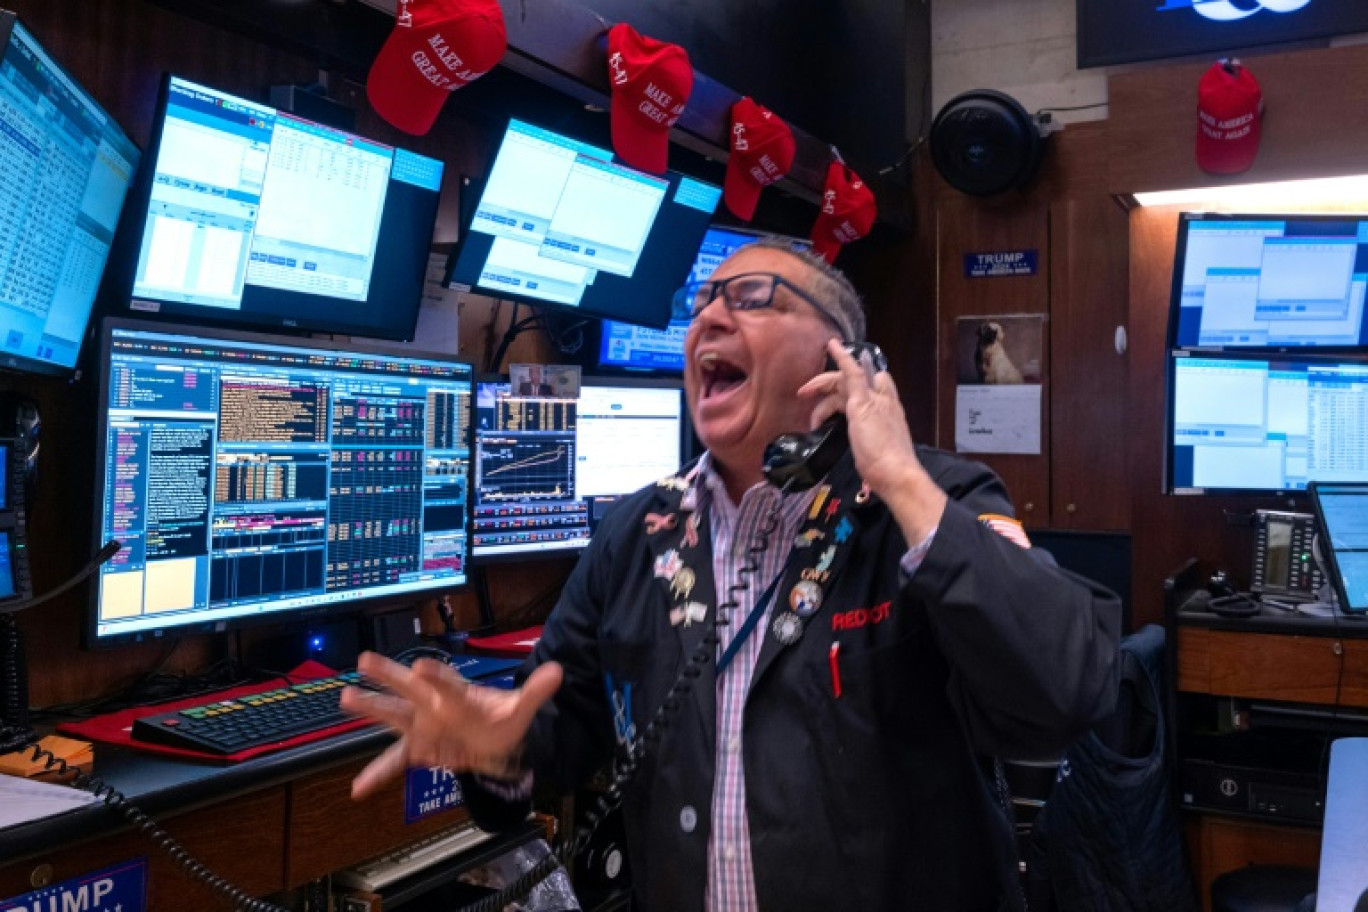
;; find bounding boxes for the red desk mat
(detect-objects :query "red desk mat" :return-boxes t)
[465,626,542,657]
[58,661,375,763]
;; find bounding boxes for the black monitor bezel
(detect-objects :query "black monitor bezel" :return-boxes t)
[1307,480,1368,615]
[442,119,720,330]
[111,72,442,344]
[1164,348,1368,497]
[468,372,693,565]
[0,10,141,378]
[87,316,476,648]
[1167,211,1368,354]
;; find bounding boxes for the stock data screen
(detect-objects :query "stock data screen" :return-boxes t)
[470,379,685,559]
[92,323,473,641]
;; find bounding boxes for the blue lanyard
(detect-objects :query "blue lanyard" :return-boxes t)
[716,555,793,675]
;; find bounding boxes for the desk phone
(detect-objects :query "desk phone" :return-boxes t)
[1251,510,1322,602]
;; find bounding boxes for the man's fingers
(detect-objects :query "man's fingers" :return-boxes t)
[352,737,409,799]
[796,371,840,400]
[356,651,419,697]
[513,662,564,730]
[340,686,414,731]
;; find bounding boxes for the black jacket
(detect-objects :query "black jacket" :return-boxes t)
[476,446,1121,912]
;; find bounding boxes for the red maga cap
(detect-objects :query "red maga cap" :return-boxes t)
[607,23,692,174]
[1196,60,1264,175]
[810,162,876,264]
[366,0,507,136]
[723,97,796,222]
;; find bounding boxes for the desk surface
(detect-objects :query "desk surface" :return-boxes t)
[0,724,390,864]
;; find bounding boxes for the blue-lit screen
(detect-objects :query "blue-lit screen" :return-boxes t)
[0,531,13,600]
[1171,214,1368,349]
[1167,351,1368,494]
[1311,483,1368,614]
[598,226,811,373]
[0,20,139,375]
[121,75,443,341]
[445,118,721,328]
[91,322,474,643]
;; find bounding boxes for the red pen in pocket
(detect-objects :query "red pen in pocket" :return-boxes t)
[829,642,842,699]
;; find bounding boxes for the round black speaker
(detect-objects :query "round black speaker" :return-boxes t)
[929,90,1044,197]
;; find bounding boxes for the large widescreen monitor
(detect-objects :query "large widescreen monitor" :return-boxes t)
[114,75,443,341]
[1169,213,1368,350]
[1166,350,1368,495]
[470,376,688,560]
[90,320,474,645]
[597,226,811,374]
[444,118,721,328]
[0,13,140,376]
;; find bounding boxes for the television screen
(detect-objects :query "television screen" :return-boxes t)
[0,14,140,376]
[1169,213,1368,350]
[470,376,688,560]
[90,320,474,645]
[116,75,443,341]
[1166,350,1368,495]
[597,226,812,373]
[445,118,721,329]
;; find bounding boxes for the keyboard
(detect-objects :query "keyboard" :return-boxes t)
[334,820,495,892]
[130,672,366,755]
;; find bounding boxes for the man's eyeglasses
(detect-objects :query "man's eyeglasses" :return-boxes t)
[671,272,846,338]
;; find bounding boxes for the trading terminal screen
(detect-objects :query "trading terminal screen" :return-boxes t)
[0,16,140,375]
[91,321,473,643]
[1167,351,1368,494]
[471,378,686,559]
[1310,483,1368,613]
[1170,214,1368,349]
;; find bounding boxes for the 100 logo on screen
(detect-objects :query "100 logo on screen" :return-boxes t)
[1156,0,1312,21]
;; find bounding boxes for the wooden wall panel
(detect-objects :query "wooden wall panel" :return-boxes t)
[1048,197,1130,531]
[1108,41,1368,196]
[1190,816,1320,912]
[935,196,1051,526]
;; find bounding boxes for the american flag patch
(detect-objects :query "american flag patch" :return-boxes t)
[978,513,1031,549]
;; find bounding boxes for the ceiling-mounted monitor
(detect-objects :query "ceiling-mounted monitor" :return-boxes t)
[113,75,443,341]
[0,11,140,376]
[444,118,721,329]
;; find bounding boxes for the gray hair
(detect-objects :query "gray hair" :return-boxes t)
[745,236,866,342]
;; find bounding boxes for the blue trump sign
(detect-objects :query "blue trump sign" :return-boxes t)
[1078,0,1368,67]
[965,250,1038,279]
[405,766,466,824]
[0,859,146,912]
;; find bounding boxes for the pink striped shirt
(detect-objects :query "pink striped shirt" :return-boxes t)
[699,461,816,912]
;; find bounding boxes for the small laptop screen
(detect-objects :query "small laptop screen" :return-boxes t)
[1310,483,1368,614]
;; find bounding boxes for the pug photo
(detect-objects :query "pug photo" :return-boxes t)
[956,314,1044,386]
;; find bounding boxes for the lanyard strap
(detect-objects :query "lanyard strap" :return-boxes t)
[716,557,792,675]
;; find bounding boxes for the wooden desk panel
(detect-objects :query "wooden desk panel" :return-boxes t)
[1177,629,1348,705]
[0,788,287,912]
[1186,816,1320,912]
[285,757,472,886]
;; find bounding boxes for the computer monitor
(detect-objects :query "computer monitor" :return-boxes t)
[444,118,721,329]
[90,320,475,645]
[596,226,812,374]
[1307,482,1368,615]
[1169,212,1368,350]
[470,376,688,560]
[0,13,140,376]
[114,75,443,341]
[1165,349,1368,495]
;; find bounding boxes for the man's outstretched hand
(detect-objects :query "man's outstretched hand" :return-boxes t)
[341,651,563,799]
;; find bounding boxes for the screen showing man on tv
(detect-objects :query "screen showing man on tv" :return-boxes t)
[1167,351,1368,494]
[597,226,812,373]
[121,75,443,341]
[0,17,140,376]
[446,118,721,328]
[91,321,475,644]
[1170,214,1368,350]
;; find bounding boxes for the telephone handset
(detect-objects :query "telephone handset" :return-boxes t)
[763,341,888,492]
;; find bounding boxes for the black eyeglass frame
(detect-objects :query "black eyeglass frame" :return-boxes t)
[671,272,848,341]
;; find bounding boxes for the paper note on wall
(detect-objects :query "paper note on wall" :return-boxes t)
[955,384,1042,455]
